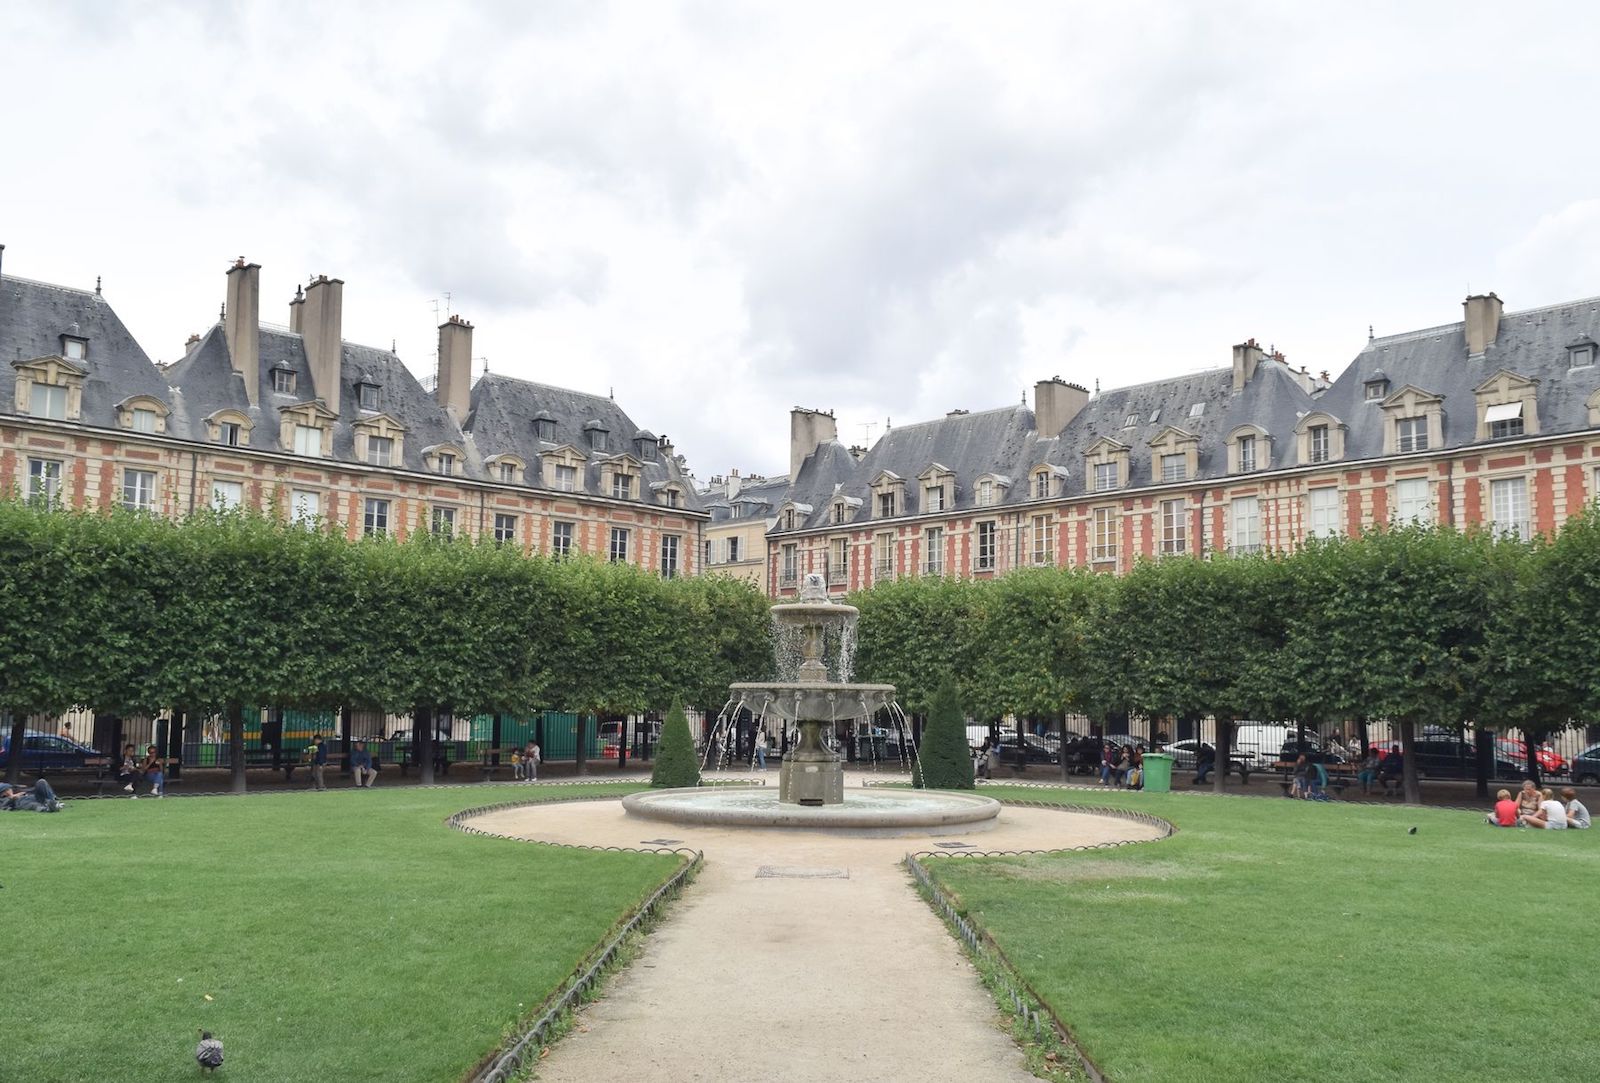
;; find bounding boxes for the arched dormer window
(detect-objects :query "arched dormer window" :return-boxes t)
[973,473,1012,508]
[652,480,684,508]
[1030,463,1069,499]
[205,409,254,448]
[777,501,813,531]
[422,443,466,477]
[1226,424,1270,474]
[1294,411,1346,466]
[116,395,172,435]
[1083,437,1129,493]
[1473,371,1540,441]
[830,494,862,524]
[487,453,526,485]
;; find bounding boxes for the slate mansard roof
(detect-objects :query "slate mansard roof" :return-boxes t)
[0,269,702,510]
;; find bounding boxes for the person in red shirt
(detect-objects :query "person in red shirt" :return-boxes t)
[1489,788,1518,827]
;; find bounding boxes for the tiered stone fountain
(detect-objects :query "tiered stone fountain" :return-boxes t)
[622,574,1000,835]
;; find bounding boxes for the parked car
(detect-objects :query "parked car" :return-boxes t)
[0,730,103,772]
[1400,735,1525,780]
[1569,743,1600,786]
[1166,739,1254,779]
[1495,738,1566,777]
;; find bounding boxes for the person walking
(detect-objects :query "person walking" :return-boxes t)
[524,741,540,782]
[754,728,769,771]
[309,733,329,791]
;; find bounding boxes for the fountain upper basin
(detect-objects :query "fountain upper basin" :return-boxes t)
[622,786,1002,836]
[728,681,895,725]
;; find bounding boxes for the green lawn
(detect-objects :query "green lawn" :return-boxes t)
[934,787,1600,1083]
[1,783,674,1083]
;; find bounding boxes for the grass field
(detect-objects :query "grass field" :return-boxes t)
[934,787,1600,1083]
[0,783,671,1083]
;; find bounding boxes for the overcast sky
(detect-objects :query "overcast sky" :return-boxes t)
[4,1,1599,478]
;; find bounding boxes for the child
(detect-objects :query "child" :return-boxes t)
[1560,787,1590,829]
[1520,788,1568,830]
[1488,788,1517,827]
[510,749,523,780]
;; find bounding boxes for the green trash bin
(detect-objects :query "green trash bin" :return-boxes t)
[1142,752,1174,793]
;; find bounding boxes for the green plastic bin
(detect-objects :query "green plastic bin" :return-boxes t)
[1142,752,1174,793]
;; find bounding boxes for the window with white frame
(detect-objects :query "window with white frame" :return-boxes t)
[1092,507,1117,563]
[727,536,742,562]
[1485,402,1525,439]
[132,408,158,434]
[1394,478,1433,525]
[926,485,946,512]
[555,464,578,492]
[1160,498,1186,554]
[1094,461,1118,492]
[1230,496,1261,553]
[61,337,86,361]
[496,461,517,483]
[1309,425,1330,464]
[1237,434,1257,473]
[431,506,456,536]
[704,539,713,566]
[609,526,629,563]
[210,479,243,511]
[1490,477,1530,540]
[1031,514,1052,565]
[874,532,894,578]
[123,469,156,512]
[493,513,517,544]
[1160,454,1186,483]
[829,537,849,584]
[977,479,994,507]
[290,489,320,524]
[611,472,633,499]
[1189,403,1205,419]
[976,520,996,571]
[551,521,574,558]
[1396,415,1429,453]
[780,542,797,584]
[924,527,944,575]
[1033,472,1050,500]
[434,452,456,477]
[30,384,67,420]
[364,498,390,536]
[272,368,296,394]
[357,383,380,411]
[27,458,62,506]
[367,436,394,467]
[660,534,680,578]
[877,491,896,517]
[219,421,242,447]
[1308,487,1340,537]
[293,424,322,458]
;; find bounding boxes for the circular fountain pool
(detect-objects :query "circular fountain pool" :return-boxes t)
[622,786,1002,836]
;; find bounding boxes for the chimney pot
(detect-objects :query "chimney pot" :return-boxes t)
[223,261,261,406]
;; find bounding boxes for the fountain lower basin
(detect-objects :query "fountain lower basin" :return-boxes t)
[622,786,1002,837]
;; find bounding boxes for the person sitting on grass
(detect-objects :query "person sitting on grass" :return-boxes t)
[1519,788,1568,830]
[1560,787,1590,829]
[1487,788,1518,827]
[0,777,64,812]
[1514,779,1542,821]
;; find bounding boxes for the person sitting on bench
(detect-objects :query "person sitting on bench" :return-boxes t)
[1376,745,1403,794]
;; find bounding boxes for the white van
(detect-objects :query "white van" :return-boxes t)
[1229,723,1304,768]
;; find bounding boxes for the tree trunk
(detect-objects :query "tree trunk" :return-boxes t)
[1399,719,1421,805]
[1014,716,1025,774]
[5,713,26,784]
[618,716,629,771]
[1473,726,1493,801]
[416,704,434,786]
[227,703,246,795]
[1060,715,1073,783]
[574,714,589,775]
[1213,718,1233,794]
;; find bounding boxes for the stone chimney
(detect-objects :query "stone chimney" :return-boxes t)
[301,275,344,412]
[726,468,742,500]
[1232,338,1266,392]
[288,284,305,333]
[790,407,837,478]
[1033,377,1089,437]
[436,314,474,423]
[1463,293,1503,356]
[223,259,261,406]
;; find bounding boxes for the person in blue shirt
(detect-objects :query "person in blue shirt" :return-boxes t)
[350,740,376,788]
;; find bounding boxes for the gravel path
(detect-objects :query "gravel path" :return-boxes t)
[470,785,1162,1082]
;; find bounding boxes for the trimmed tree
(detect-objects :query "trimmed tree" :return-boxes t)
[651,698,700,788]
[912,679,975,789]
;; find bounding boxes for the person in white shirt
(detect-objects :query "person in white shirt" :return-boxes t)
[1520,788,1568,829]
[1560,787,1590,829]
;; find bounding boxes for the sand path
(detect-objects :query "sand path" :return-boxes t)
[468,783,1162,1082]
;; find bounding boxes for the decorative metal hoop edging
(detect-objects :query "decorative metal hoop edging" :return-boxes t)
[447,795,704,1083]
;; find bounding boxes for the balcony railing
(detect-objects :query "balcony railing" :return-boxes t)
[828,562,848,586]
[873,559,894,581]
[922,560,944,577]
[779,569,798,588]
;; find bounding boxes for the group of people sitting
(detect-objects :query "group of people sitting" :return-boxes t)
[1489,780,1591,829]
[1099,742,1147,789]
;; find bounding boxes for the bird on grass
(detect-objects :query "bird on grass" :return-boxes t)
[195,1029,224,1073]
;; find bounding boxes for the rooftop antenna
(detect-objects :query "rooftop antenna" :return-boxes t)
[476,355,490,376]
[886,415,892,431]
[859,421,878,444]
[609,385,614,400]
[1368,324,1374,341]
[95,276,102,297]
[1094,378,1100,396]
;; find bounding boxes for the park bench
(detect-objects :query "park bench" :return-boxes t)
[1273,761,1355,798]
[83,756,182,795]
[476,747,534,781]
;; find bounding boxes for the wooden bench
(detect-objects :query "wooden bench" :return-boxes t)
[88,757,182,795]
[476,747,534,781]
[1273,761,1355,798]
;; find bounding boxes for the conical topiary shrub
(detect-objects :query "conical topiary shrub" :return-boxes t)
[912,679,974,790]
[651,697,701,789]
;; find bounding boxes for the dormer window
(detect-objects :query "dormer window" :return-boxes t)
[1148,408,1161,424]
[368,436,394,466]
[14,355,86,422]
[31,384,68,420]
[1365,378,1390,400]
[612,472,634,499]
[1309,425,1330,463]
[1160,454,1185,482]
[116,395,170,436]
[1396,416,1429,453]
[877,492,895,517]
[60,336,87,362]
[1094,462,1118,490]
[783,508,797,530]
[1238,435,1256,472]
[271,366,296,395]
[133,408,157,433]
[1188,403,1205,419]
[1123,414,1137,428]
[1485,402,1525,439]
[220,422,242,446]
[435,452,456,476]
[1473,371,1539,442]
[925,484,946,512]
[205,409,252,448]
[556,464,577,491]
[584,421,609,451]
[1033,472,1050,499]
[662,488,680,508]
[294,424,322,457]
[978,479,994,506]
[1570,343,1596,369]
[357,381,381,412]
[1295,412,1346,466]
[832,502,848,524]
[633,431,658,462]
[533,413,557,441]
[499,461,518,482]
[870,471,906,518]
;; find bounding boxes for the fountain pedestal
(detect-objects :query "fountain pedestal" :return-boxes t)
[778,720,844,806]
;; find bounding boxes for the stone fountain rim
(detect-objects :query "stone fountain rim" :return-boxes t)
[621,786,1001,834]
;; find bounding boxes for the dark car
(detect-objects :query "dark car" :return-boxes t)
[0,730,103,772]
[1167,739,1253,779]
[1406,735,1525,781]
[1569,743,1600,786]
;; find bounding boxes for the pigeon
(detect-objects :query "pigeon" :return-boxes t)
[1407,826,1418,835]
[195,1029,224,1073]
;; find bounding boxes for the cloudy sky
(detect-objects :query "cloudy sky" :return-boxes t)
[4,1,1599,477]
